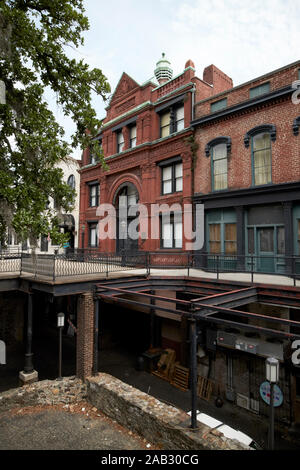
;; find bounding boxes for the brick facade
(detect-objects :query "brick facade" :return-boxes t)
[79,57,233,253]
[194,62,300,195]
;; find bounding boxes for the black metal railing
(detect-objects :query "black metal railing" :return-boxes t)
[0,249,300,284]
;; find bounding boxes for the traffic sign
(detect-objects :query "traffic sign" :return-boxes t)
[260,381,283,407]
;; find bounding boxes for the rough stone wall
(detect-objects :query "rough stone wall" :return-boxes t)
[0,377,86,411]
[86,373,250,451]
[0,373,251,450]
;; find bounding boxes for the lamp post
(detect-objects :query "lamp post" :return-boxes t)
[266,357,279,450]
[57,312,65,380]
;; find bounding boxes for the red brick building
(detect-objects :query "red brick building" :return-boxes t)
[191,60,300,423]
[79,55,233,254]
[192,60,300,274]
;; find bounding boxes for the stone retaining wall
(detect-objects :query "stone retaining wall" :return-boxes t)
[0,374,250,450]
[86,373,250,450]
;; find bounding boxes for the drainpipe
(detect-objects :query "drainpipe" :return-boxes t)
[191,85,196,122]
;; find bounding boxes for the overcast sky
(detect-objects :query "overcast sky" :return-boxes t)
[48,0,300,159]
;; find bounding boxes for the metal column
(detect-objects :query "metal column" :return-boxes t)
[93,297,99,375]
[24,291,34,373]
[189,318,198,429]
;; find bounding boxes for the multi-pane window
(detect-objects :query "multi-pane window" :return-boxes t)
[89,183,100,207]
[209,223,237,254]
[212,143,227,191]
[129,125,137,148]
[159,104,185,137]
[117,130,124,153]
[89,223,98,247]
[210,98,227,113]
[162,162,183,195]
[252,132,272,185]
[175,106,184,132]
[160,111,171,138]
[249,82,270,99]
[161,214,182,249]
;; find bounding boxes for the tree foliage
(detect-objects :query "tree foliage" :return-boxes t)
[0,0,110,247]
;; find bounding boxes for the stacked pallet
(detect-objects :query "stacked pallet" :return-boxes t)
[197,376,213,401]
[170,364,190,391]
[152,349,176,381]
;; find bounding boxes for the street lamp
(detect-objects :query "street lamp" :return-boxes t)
[266,357,279,450]
[57,312,65,380]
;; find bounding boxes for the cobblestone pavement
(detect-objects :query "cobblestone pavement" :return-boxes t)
[0,402,155,450]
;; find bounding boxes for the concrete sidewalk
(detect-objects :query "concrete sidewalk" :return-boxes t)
[0,402,155,450]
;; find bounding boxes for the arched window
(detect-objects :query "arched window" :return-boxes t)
[67,174,75,190]
[205,137,231,191]
[244,125,276,186]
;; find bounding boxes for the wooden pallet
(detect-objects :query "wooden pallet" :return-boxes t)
[170,363,189,391]
[151,349,176,382]
[197,376,213,401]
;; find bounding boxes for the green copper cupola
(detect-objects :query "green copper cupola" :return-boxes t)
[154,53,173,84]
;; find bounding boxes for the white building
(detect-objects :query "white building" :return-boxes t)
[6,156,80,254]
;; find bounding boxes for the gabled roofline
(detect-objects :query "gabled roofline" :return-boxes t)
[106,72,140,108]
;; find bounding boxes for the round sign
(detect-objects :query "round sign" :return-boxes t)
[259,381,283,407]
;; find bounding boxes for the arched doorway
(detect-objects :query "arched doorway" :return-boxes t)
[114,183,139,254]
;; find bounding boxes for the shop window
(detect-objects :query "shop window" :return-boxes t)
[277,226,285,255]
[209,224,221,254]
[209,223,237,254]
[225,223,237,254]
[248,227,255,254]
